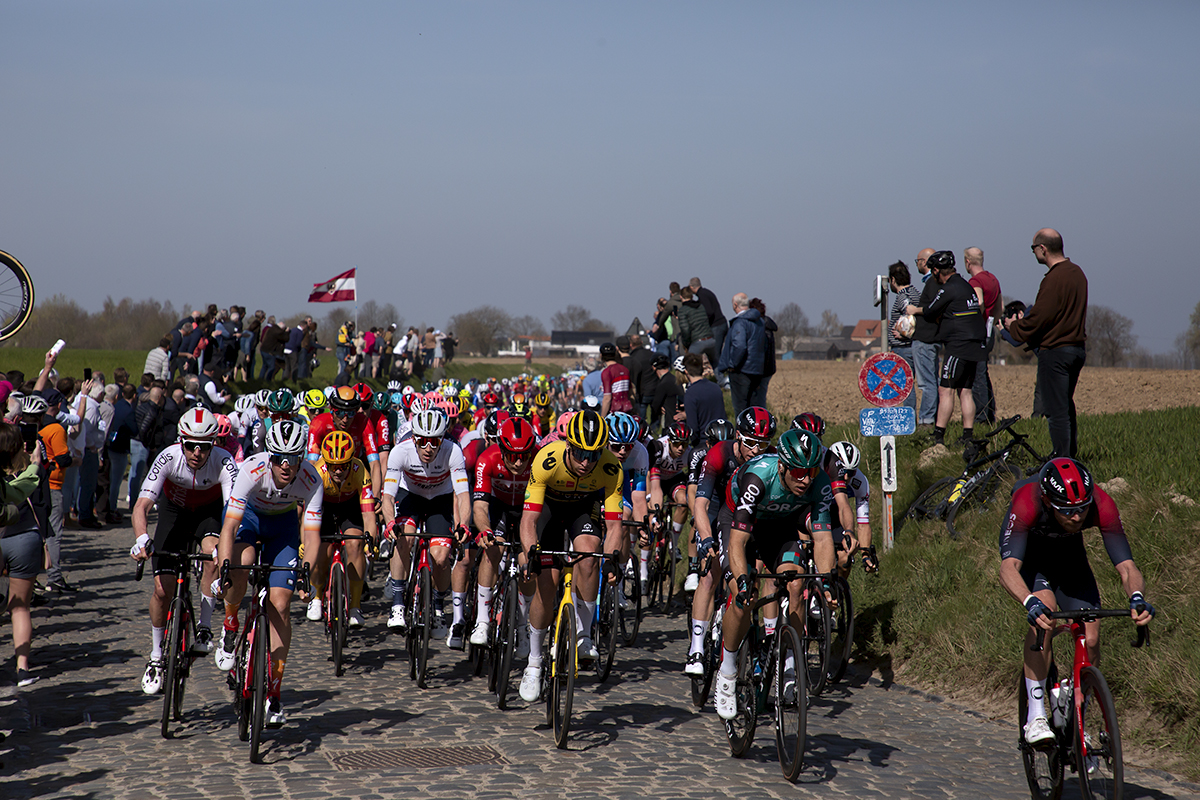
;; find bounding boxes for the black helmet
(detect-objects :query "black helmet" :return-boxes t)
[927,250,955,271]
[704,418,735,446]
[599,342,617,360]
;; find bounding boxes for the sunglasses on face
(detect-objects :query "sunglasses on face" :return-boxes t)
[741,436,770,451]
[785,466,818,481]
[610,442,633,453]
[415,436,441,450]
[1047,499,1091,517]
[182,440,213,453]
[568,445,601,465]
[270,454,301,467]
[333,410,355,419]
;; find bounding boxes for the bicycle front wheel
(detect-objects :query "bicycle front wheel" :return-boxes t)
[1018,667,1064,800]
[173,606,193,722]
[725,638,757,757]
[803,578,832,697]
[1077,666,1123,800]
[596,580,618,683]
[775,625,807,781]
[249,617,269,763]
[551,603,577,749]
[494,580,518,707]
[331,567,347,677]
[416,565,432,689]
[826,576,854,685]
[161,597,185,738]
[619,567,642,646]
[0,250,34,342]
[905,476,960,524]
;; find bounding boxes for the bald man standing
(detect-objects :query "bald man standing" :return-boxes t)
[910,248,941,428]
[1004,229,1087,458]
[965,247,1000,424]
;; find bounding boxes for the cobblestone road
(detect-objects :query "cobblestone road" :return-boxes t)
[3,521,1197,799]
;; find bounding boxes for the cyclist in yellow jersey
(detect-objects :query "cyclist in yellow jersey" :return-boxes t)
[531,391,557,439]
[307,431,378,628]
[517,409,624,702]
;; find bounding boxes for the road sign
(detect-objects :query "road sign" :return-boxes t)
[880,435,898,493]
[858,352,914,407]
[859,406,916,437]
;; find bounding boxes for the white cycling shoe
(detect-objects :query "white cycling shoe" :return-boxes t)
[1024,715,1055,747]
[519,664,543,702]
[306,597,323,622]
[715,673,738,720]
[469,621,489,646]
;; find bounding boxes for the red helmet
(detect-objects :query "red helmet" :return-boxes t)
[736,407,777,440]
[667,421,692,443]
[353,382,374,406]
[790,412,825,438]
[1039,458,1094,509]
[483,409,511,440]
[483,392,501,407]
[499,417,538,454]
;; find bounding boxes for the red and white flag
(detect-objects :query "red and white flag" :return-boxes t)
[308,268,356,303]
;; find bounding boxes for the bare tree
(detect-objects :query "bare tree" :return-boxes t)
[1181,300,1200,370]
[448,305,512,356]
[16,294,179,350]
[509,314,548,339]
[774,302,810,351]
[551,305,610,332]
[817,309,842,338]
[1087,305,1136,367]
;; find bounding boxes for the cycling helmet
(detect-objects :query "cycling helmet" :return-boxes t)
[672,356,686,373]
[555,410,576,438]
[498,417,538,454]
[320,430,356,464]
[455,396,471,416]
[266,388,294,415]
[705,418,735,446]
[1039,458,1094,509]
[215,414,233,439]
[509,397,532,420]
[303,388,328,412]
[736,407,777,440]
[373,391,392,412]
[566,409,608,452]
[265,419,307,456]
[777,429,822,469]
[410,408,449,438]
[790,412,826,438]
[21,395,48,416]
[827,441,861,472]
[667,421,692,444]
[581,395,601,411]
[927,250,956,271]
[606,412,639,445]
[178,407,219,440]
[387,380,404,393]
[234,395,256,414]
[323,386,337,399]
[409,395,433,413]
[482,409,512,440]
[532,390,551,409]
[254,388,272,408]
[483,391,500,407]
[421,381,436,393]
[402,384,415,396]
[329,385,360,413]
[353,383,374,406]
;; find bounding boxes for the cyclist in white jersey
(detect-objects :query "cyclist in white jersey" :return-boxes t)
[648,422,692,575]
[822,441,877,574]
[130,408,237,695]
[212,420,323,728]
[381,408,471,636]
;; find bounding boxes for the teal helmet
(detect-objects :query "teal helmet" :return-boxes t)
[777,429,822,469]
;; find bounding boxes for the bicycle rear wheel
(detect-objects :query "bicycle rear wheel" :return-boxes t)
[1077,666,1122,800]
[775,625,807,781]
[826,576,854,685]
[161,597,185,738]
[551,603,577,749]
[331,566,347,677]
[173,606,193,722]
[596,580,618,683]
[1018,667,1064,800]
[618,567,642,646]
[665,532,679,609]
[802,578,831,697]
[691,605,719,709]
[725,637,757,757]
[249,617,269,763]
[0,250,34,341]
[416,565,433,688]
[905,476,959,524]
[494,580,518,707]
[235,630,250,742]
[946,463,1019,538]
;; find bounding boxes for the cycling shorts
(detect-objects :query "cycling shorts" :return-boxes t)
[153,501,223,577]
[233,506,301,591]
[392,488,454,549]
[535,497,603,550]
[939,355,979,390]
[320,499,365,539]
[1019,538,1101,611]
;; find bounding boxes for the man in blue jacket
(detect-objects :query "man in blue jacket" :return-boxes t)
[717,293,767,418]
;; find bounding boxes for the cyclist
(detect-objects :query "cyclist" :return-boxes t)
[517,409,624,702]
[367,390,394,459]
[823,441,877,575]
[130,407,238,694]
[380,408,471,640]
[791,411,825,438]
[715,429,834,719]
[468,416,539,652]
[308,430,378,628]
[999,457,1154,747]
[307,386,382,501]
[648,421,692,584]
[684,408,774,676]
[249,388,296,456]
[299,388,328,424]
[538,410,575,448]
[530,391,557,438]
[214,414,245,464]
[212,419,322,728]
[606,412,651,601]
[682,418,733,593]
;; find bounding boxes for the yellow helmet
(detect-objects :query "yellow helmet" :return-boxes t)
[565,409,607,452]
[320,430,356,465]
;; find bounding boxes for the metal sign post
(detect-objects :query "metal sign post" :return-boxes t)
[860,350,914,553]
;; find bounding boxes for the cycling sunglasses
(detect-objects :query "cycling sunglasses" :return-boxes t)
[785,465,819,481]
[270,453,302,467]
[609,441,634,454]
[414,436,442,450]
[332,409,356,418]
[741,435,771,451]
[568,445,602,465]
[182,440,213,453]
[1047,498,1091,517]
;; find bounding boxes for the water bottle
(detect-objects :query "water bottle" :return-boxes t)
[1050,678,1071,728]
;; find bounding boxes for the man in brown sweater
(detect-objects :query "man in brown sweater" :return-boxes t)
[1004,228,1087,458]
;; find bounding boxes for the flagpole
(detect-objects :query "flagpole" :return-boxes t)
[354,265,359,334]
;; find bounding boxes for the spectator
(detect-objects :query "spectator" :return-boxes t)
[677,287,717,370]
[910,248,941,428]
[682,352,725,436]
[282,317,310,380]
[1005,228,1088,458]
[965,247,1000,425]
[362,327,377,378]
[621,334,656,423]
[73,378,104,529]
[443,331,458,364]
[648,354,683,434]
[580,355,603,401]
[258,318,286,381]
[717,293,768,418]
[235,309,264,382]
[690,277,728,384]
[599,342,633,416]
[104,384,138,523]
[380,324,396,377]
[200,361,230,408]
[422,327,437,369]
[169,320,197,380]
[143,337,171,382]
[0,420,49,685]
[35,388,73,595]
[336,320,355,380]
[649,296,677,361]
[746,298,777,410]
[133,382,166,477]
[887,261,921,414]
[94,384,118,519]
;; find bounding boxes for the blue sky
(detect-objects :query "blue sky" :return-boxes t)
[2,2,1198,351]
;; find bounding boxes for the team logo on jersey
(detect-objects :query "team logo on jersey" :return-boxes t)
[736,482,760,515]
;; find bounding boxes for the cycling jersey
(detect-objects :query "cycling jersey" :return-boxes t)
[306,412,379,464]
[650,436,690,486]
[686,445,708,487]
[216,435,245,464]
[830,468,871,528]
[601,363,633,412]
[727,454,834,531]
[999,482,1132,565]
[460,437,489,477]
[382,437,469,499]
[695,440,743,503]
[367,409,392,451]
[472,443,533,509]
[139,443,238,509]
[226,453,324,520]
[316,456,375,508]
[523,440,623,521]
[620,442,649,504]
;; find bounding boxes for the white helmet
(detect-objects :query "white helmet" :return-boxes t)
[387,380,404,393]
[672,356,686,373]
[828,441,861,472]
[254,389,272,407]
[410,409,449,438]
[265,419,307,456]
[234,395,256,414]
[178,407,219,440]
[21,394,49,416]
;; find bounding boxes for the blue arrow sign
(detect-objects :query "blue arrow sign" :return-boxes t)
[860,406,916,437]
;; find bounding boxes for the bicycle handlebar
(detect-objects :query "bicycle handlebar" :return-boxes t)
[1031,607,1150,652]
[134,547,215,580]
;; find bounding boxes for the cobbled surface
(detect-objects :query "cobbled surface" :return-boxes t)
[3,521,1197,799]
